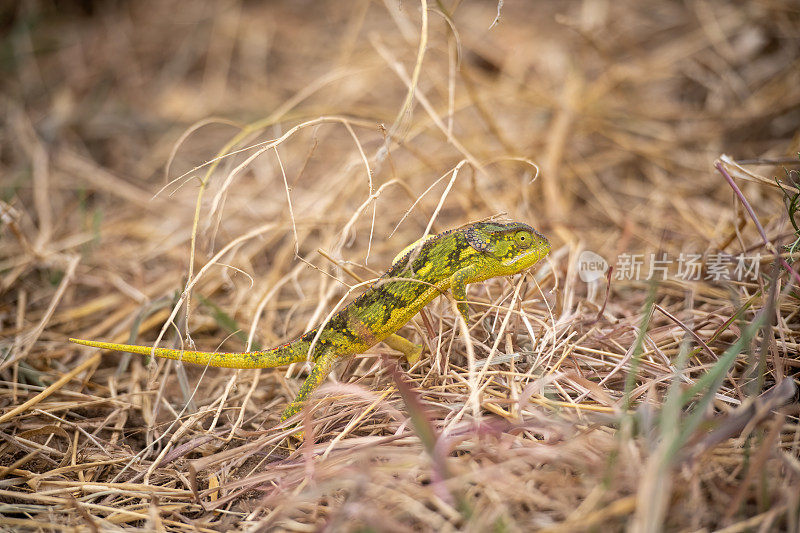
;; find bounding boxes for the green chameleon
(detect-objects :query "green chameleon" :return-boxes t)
[70,221,550,423]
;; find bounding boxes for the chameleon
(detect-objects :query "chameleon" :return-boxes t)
[70,221,550,424]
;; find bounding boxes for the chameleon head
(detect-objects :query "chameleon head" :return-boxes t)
[467,221,551,275]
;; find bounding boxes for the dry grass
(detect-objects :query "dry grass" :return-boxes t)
[1,1,799,531]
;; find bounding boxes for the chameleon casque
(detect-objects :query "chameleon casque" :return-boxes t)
[70,221,550,424]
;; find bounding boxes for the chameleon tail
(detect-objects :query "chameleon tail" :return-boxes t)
[68,337,308,369]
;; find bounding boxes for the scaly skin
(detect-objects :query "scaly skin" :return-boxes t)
[70,221,550,422]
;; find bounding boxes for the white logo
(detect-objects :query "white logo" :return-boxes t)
[578,250,608,282]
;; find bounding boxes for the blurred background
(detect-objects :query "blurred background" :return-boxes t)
[1,1,799,530]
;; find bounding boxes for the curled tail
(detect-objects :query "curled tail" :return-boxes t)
[68,337,308,369]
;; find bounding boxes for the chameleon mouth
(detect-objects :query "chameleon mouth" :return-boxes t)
[502,245,550,268]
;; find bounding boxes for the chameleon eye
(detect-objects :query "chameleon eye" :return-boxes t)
[515,231,532,248]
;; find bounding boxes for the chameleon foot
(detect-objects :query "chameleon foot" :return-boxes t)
[383,334,424,365]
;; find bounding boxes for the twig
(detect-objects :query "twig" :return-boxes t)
[715,160,800,285]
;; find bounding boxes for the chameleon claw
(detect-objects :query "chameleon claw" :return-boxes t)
[383,334,424,365]
[404,344,423,365]
[280,408,307,442]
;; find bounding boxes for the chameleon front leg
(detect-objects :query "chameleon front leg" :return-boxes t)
[280,350,338,422]
[383,334,423,365]
[450,264,481,325]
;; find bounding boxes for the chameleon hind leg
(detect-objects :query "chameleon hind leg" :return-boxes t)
[280,350,338,422]
[383,334,423,365]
